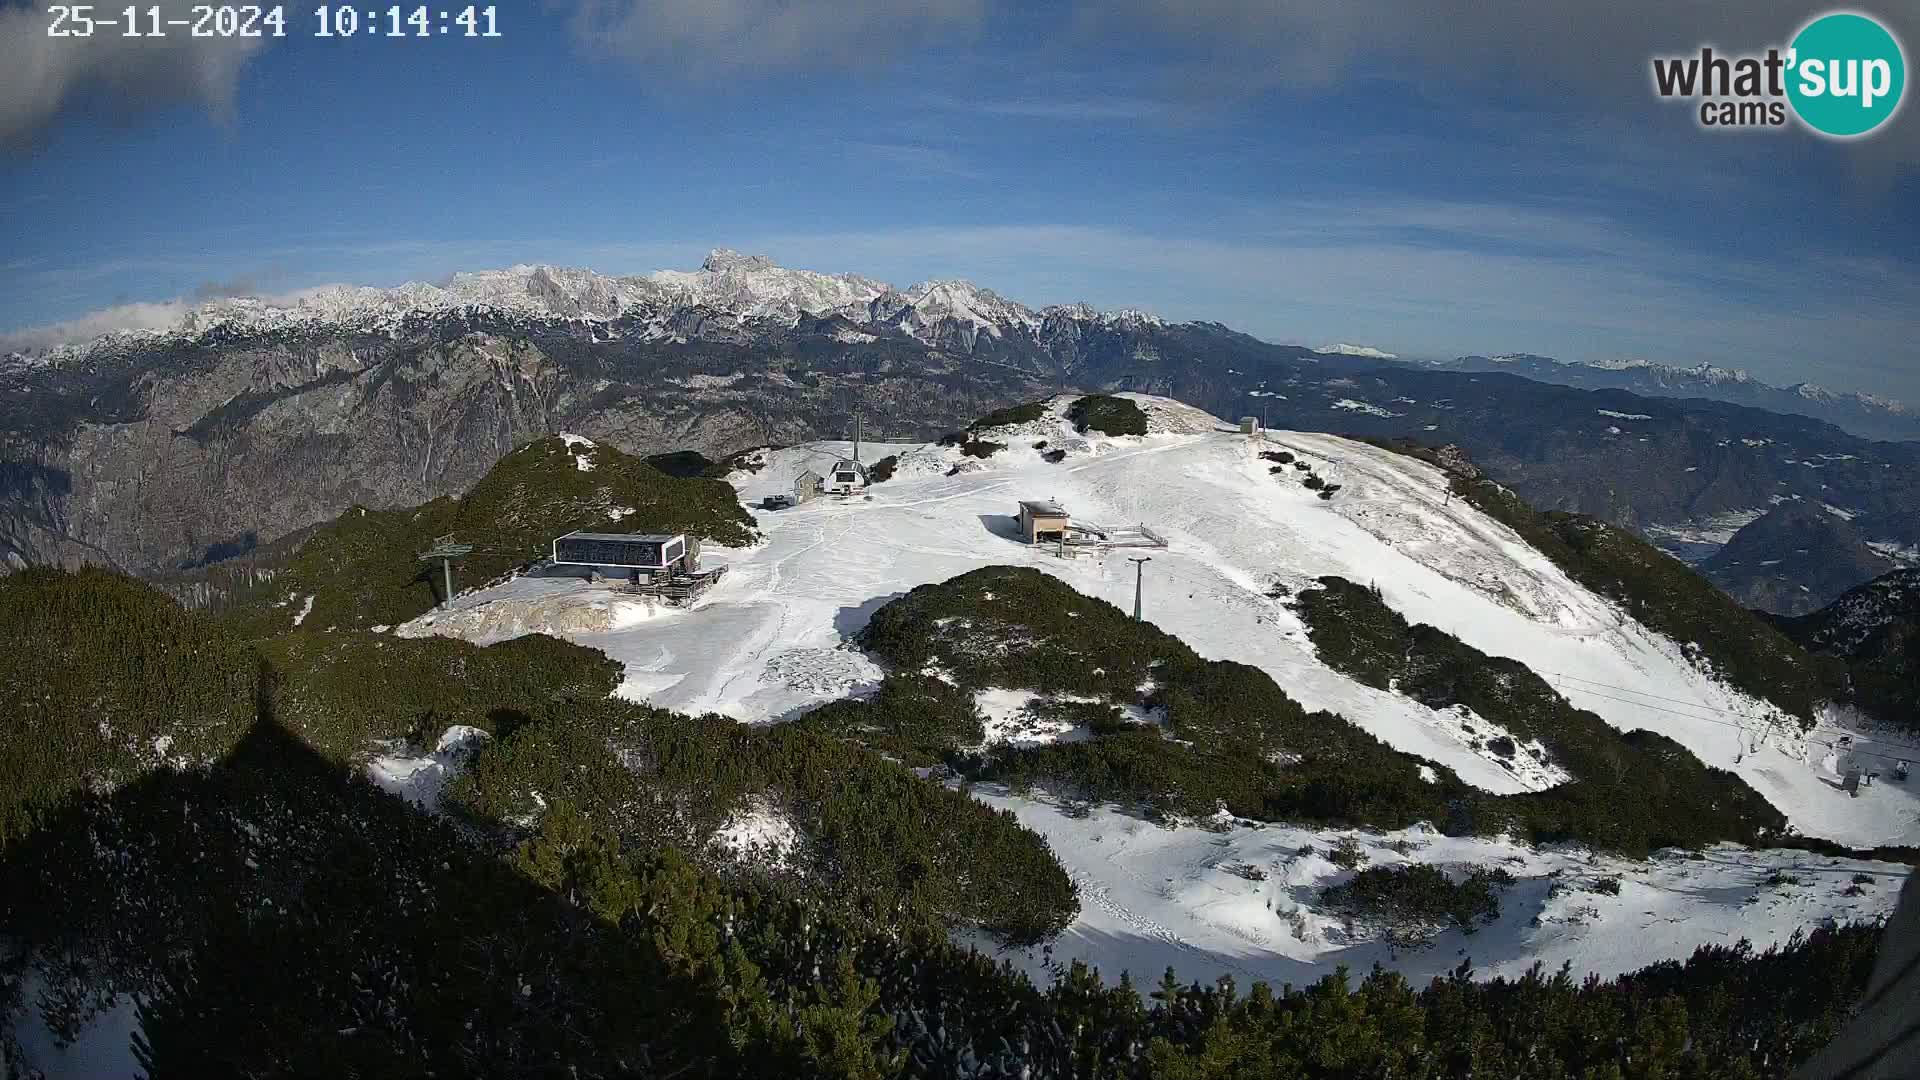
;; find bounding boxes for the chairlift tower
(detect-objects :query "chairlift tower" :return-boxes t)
[1129,556,1152,621]
[417,533,474,609]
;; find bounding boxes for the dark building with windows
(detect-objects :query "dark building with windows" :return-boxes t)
[550,531,690,581]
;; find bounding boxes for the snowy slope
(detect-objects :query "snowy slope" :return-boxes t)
[405,394,1920,847]
[392,393,1917,991]
[962,795,1909,992]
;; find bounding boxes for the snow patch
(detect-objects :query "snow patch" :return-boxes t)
[713,799,801,870]
[975,689,1085,747]
[1319,343,1398,359]
[365,725,492,811]
[1331,398,1397,418]
[761,647,885,698]
[1643,509,1766,550]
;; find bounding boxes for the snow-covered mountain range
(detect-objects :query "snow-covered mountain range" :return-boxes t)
[1429,353,1919,443]
[5,250,1918,619]
[3,249,1162,369]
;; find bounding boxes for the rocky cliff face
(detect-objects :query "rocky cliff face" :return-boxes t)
[6,253,1918,595]
[2,315,1044,574]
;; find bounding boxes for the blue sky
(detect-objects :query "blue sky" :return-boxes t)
[3,0,1918,400]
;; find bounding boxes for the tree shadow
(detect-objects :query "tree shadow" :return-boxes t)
[0,718,722,1077]
[834,591,906,640]
[486,706,533,741]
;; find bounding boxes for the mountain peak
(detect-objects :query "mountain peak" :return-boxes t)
[701,249,776,273]
[1319,343,1398,359]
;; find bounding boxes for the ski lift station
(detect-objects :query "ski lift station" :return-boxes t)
[548,529,727,605]
[827,457,868,494]
[551,531,693,582]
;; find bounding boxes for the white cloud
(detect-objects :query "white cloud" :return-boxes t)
[10,206,1918,400]
[920,93,1176,122]
[556,0,985,76]
[0,0,267,151]
[0,299,192,350]
[0,284,344,351]
[842,140,980,177]
[1073,1,1920,169]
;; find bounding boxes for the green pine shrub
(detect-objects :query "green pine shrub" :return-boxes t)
[229,435,757,632]
[0,568,260,847]
[968,400,1050,430]
[1294,575,1788,854]
[1068,394,1150,436]
[1321,863,1515,941]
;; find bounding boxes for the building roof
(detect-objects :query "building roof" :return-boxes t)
[557,531,684,544]
[1018,500,1069,517]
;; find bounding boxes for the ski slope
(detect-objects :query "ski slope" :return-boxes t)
[961,794,1909,992]
[405,394,1920,847]
[395,394,1919,987]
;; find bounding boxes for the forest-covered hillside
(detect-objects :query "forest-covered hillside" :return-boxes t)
[1,417,1911,1077]
[0,570,1895,1076]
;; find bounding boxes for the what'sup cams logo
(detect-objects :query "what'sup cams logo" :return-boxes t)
[1651,11,1906,138]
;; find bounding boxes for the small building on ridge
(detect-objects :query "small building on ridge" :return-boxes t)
[1018,500,1070,544]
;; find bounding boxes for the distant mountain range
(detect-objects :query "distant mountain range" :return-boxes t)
[1418,353,1920,443]
[4,251,1917,618]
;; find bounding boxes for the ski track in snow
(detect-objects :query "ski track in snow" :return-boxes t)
[392,395,1919,992]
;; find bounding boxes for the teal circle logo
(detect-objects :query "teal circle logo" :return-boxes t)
[1787,12,1906,137]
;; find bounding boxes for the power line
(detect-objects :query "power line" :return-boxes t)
[1545,675,1917,769]
[1545,670,1751,719]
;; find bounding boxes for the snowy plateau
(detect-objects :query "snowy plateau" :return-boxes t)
[381,394,1919,995]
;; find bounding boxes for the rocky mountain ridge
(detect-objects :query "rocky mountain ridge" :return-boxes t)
[3,249,1160,375]
[1429,354,1920,443]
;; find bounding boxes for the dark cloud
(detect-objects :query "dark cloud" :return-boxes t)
[1,0,266,153]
